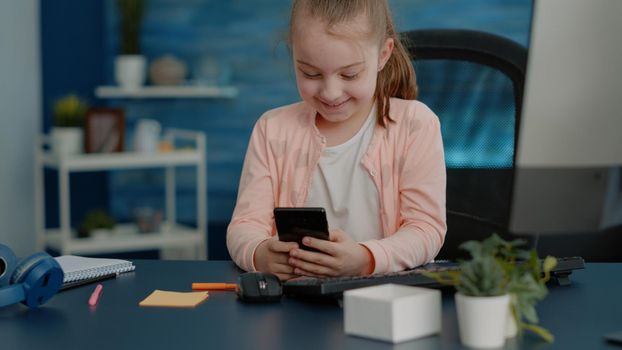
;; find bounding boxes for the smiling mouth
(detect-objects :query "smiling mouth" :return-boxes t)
[320,98,349,109]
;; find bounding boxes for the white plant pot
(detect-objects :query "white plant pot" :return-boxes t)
[455,293,510,349]
[91,228,112,240]
[115,55,146,90]
[51,127,83,157]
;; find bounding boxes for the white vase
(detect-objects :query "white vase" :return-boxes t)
[133,119,161,153]
[455,293,510,349]
[115,55,146,90]
[51,127,83,157]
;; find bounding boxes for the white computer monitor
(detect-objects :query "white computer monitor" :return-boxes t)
[509,0,622,234]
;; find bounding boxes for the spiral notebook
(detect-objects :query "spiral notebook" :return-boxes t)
[55,255,136,283]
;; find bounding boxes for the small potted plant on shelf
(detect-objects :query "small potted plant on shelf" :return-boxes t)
[425,234,557,348]
[51,94,89,157]
[115,0,146,90]
[78,210,117,239]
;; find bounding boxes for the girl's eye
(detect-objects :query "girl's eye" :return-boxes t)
[342,73,358,80]
[301,71,321,79]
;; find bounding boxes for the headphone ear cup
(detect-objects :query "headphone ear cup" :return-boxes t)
[10,252,63,307]
[0,244,17,287]
[11,252,51,285]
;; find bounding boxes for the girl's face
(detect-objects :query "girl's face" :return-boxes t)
[292,15,393,125]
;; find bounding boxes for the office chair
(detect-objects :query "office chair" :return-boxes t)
[401,29,527,259]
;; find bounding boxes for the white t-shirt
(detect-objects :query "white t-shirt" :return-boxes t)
[305,108,381,242]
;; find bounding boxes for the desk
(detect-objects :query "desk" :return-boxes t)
[1,261,620,349]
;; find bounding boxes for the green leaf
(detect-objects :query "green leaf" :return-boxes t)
[522,323,555,343]
[421,271,459,286]
[541,256,558,282]
[522,304,538,324]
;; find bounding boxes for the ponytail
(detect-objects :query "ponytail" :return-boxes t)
[375,18,417,126]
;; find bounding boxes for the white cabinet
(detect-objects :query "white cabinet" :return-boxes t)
[34,129,207,259]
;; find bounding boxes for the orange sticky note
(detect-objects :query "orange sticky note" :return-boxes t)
[139,290,209,308]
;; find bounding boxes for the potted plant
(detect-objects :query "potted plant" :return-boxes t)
[78,210,117,238]
[425,234,557,348]
[115,0,146,90]
[51,94,89,157]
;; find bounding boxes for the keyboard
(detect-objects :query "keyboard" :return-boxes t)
[282,256,585,299]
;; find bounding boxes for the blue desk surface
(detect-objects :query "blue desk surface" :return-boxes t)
[1,261,620,349]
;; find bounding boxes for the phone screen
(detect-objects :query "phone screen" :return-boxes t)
[274,207,329,251]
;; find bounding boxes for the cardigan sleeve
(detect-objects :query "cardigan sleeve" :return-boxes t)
[226,117,276,272]
[361,104,447,273]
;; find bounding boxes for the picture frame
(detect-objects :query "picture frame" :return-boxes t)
[84,108,125,153]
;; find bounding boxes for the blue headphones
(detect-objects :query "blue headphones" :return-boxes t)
[0,244,64,308]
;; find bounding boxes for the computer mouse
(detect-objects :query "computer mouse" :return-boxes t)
[237,272,282,303]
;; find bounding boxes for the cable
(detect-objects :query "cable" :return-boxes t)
[446,209,507,233]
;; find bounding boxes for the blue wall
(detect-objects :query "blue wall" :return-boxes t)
[41,0,532,259]
[41,0,110,231]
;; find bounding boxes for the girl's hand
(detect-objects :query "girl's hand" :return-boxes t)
[288,229,373,277]
[254,237,299,281]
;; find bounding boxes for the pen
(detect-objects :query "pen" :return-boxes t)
[191,283,238,291]
[88,284,104,306]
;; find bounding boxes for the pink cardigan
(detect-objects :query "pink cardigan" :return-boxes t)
[227,98,447,274]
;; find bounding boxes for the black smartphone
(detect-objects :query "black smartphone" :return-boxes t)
[274,207,329,251]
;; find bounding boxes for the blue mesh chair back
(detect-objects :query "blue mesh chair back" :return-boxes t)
[402,29,527,259]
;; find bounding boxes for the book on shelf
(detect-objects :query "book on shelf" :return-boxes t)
[54,255,135,283]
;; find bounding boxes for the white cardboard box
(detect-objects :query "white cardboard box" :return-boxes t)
[344,284,441,343]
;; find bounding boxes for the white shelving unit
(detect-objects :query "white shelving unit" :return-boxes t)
[95,85,238,99]
[34,129,208,259]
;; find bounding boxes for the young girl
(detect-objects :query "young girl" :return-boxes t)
[227,0,446,280]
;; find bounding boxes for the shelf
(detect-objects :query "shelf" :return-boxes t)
[45,223,203,255]
[95,85,238,99]
[35,128,207,259]
[40,149,202,172]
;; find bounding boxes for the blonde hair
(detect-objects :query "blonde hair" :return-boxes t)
[288,0,417,126]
